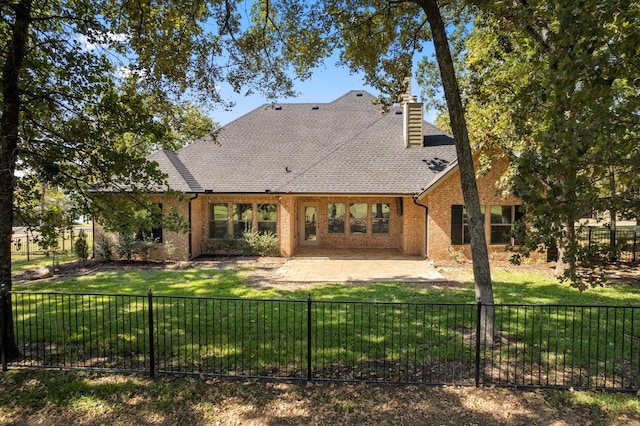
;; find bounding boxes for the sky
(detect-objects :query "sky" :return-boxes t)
[211,63,440,127]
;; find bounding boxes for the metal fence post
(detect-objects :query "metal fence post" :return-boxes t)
[1,284,8,371]
[475,301,482,388]
[307,294,312,382]
[26,235,30,261]
[148,288,155,377]
[634,231,637,263]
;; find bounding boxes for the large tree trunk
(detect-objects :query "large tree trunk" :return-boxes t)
[418,0,497,343]
[0,0,32,360]
[554,220,577,284]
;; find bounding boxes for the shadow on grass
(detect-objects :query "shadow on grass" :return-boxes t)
[1,370,637,425]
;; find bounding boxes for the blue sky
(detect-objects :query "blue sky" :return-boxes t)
[212,64,440,126]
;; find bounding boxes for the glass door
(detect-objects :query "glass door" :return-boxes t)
[301,204,319,245]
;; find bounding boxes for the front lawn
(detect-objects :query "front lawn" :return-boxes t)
[7,259,640,389]
[15,259,640,306]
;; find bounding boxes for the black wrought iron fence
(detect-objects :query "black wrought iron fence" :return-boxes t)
[10,228,94,265]
[2,288,639,391]
[577,228,639,263]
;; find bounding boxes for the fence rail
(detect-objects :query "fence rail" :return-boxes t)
[1,288,639,391]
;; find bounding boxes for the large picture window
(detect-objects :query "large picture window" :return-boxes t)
[328,203,345,234]
[209,202,277,239]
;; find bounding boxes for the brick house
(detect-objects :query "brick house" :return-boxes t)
[100,90,522,261]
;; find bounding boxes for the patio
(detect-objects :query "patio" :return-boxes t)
[274,248,445,282]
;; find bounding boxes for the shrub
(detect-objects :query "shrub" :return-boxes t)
[204,234,249,254]
[242,231,280,256]
[118,232,138,261]
[95,235,114,261]
[74,229,89,261]
[163,239,176,260]
[137,235,158,262]
[203,232,280,257]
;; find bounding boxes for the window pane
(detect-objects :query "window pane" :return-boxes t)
[233,203,253,236]
[257,204,277,235]
[328,203,345,234]
[209,203,228,239]
[349,203,367,234]
[463,206,485,244]
[491,205,513,224]
[371,203,390,234]
[491,226,512,245]
[490,205,513,244]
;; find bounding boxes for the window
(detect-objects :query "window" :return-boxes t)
[349,203,368,234]
[257,204,277,234]
[328,203,345,234]
[209,203,229,239]
[451,205,485,245]
[137,203,163,243]
[371,203,390,234]
[232,203,253,236]
[209,203,277,239]
[490,205,524,245]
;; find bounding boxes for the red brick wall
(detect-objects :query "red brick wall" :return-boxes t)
[425,155,523,262]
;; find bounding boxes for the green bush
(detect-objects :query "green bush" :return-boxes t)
[95,235,114,261]
[137,235,158,261]
[242,231,280,256]
[203,232,280,256]
[204,234,249,254]
[117,232,138,261]
[74,230,89,261]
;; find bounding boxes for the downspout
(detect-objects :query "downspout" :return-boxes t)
[413,194,429,259]
[188,193,199,259]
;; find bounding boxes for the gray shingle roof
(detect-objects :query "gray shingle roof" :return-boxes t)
[154,90,457,195]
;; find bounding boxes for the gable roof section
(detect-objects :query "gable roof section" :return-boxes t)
[155,90,458,195]
[148,150,203,192]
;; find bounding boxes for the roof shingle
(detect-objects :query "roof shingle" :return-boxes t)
[155,90,457,195]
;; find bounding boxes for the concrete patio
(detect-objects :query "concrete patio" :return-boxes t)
[272,248,445,282]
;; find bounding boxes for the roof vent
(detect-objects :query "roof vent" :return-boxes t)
[356,92,363,97]
[274,105,282,110]
[312,105,319,110]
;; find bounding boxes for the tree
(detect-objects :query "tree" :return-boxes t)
[1,0,499,357]
[0,0,305,359]
[416,0,495,339]
[457,1,640,289]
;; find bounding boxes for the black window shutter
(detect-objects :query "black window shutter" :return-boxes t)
[451,205,463,245]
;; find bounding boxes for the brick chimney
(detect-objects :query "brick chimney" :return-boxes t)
[401,79,424,148]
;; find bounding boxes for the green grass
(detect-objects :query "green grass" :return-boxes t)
[10,254,78,274]
[8,261,640,388]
